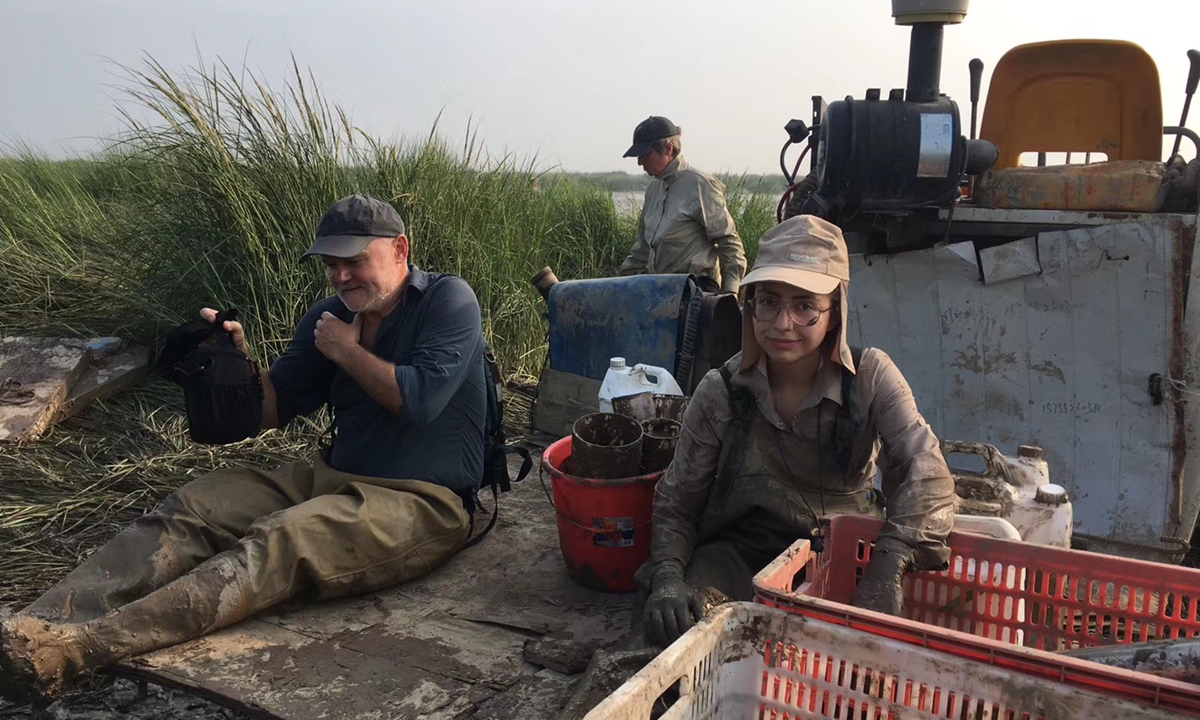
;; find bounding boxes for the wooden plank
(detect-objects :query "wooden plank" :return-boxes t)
[61,336,128,363]
[54,344,153,423]
[532,369,602,437]
[0,336,90,442]
[938,207,1169,226]
[114,471,634,720]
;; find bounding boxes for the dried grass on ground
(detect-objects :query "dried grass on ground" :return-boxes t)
[0,380,326,606]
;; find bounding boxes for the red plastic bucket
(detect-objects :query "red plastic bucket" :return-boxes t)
[541,435,664,593]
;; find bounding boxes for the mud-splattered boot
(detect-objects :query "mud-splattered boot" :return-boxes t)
[1,551,263,703]
[0,608,112,704]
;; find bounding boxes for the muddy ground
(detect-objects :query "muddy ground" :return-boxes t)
[0,678,252,720]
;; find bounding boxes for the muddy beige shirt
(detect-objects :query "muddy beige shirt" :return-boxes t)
[650,348,955,573]
[618,156,747,293]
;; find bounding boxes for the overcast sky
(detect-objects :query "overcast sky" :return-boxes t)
[3,1,1198,174]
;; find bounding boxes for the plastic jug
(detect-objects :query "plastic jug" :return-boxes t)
[944,441,1073,548]
[599,357,685,413]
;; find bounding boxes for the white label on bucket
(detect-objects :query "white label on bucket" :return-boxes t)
[593,516,635,548]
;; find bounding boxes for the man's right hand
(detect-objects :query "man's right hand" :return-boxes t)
[199,308,280,430]
[199,308,251,357]
[643,564,703,647]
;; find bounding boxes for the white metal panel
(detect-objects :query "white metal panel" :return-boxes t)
[849,217,1196,551]
[936,207,1158,225]
[979,237,1041,285]
[1181,229,1200,543]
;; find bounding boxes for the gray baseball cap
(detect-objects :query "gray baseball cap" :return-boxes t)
[302,194,406,260]
[623,116,681,158]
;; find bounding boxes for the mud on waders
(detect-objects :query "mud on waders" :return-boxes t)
[711,345,866,550]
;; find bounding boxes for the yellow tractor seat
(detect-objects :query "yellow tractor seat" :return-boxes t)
[980,40,1163,169]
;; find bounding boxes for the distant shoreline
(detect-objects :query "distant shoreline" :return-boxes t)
[555,171,791,195]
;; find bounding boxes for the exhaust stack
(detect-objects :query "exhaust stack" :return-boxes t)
[893,0,969,103]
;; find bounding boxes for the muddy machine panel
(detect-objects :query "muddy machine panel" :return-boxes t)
[849,212,1200,562]
[780,0,1200,561]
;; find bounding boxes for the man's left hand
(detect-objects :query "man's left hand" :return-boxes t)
[314,312,363,365]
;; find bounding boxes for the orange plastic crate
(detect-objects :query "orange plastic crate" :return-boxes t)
[753,514,1200,716]
[585,604,1180,720]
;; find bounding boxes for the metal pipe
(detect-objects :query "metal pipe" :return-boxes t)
[1169,49,1200,159]
[1165,126,1200,159]
[810,96,826,175]
[906,23,945,103]
[968,58,984,140]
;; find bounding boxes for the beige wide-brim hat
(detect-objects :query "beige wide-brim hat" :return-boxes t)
[740,215,855,373]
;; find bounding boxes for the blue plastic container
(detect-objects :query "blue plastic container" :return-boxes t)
[547,275,692,382]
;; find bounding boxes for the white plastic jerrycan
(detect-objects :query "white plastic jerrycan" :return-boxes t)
[598,357,685,413]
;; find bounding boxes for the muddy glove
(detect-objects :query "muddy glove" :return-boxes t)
[643,562,703,647]
[850,544,916,616]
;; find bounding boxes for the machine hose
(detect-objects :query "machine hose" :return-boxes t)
[776,145,813,223]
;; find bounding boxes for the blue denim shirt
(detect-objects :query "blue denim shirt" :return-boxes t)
[269,265,485,499]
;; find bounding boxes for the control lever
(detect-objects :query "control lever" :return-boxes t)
[1169,49,1200,159]
[969,58,984,140]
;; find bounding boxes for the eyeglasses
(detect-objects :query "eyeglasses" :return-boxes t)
[751,296,833,326]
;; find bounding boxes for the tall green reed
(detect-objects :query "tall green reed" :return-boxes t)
[0,56,773,380]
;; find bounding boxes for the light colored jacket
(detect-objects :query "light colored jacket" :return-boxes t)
[618,155,747,292]
[649,348,956,573]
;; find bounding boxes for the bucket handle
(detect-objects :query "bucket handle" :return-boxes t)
[538,463,653,535]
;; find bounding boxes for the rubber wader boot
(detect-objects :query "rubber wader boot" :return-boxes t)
[23,493,226,623]
[1,550,261,703]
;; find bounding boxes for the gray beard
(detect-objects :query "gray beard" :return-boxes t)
[337,289,383,313]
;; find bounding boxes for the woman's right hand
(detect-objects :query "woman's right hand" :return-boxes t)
[643,563,703,647]
[199,308,251,357]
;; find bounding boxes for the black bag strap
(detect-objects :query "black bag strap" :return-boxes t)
[464,445,532,547]
[317,307,358,458]
[507,446,533,484]
[159,308,242,382]
[711,364,757,508]
[463,341,532,547]
[712,347,865,487]
[834,346,865,476]
[465,484,500,548]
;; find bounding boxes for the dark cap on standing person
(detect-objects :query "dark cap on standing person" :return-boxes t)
[302,194,406,260]
[622,116,682,158]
